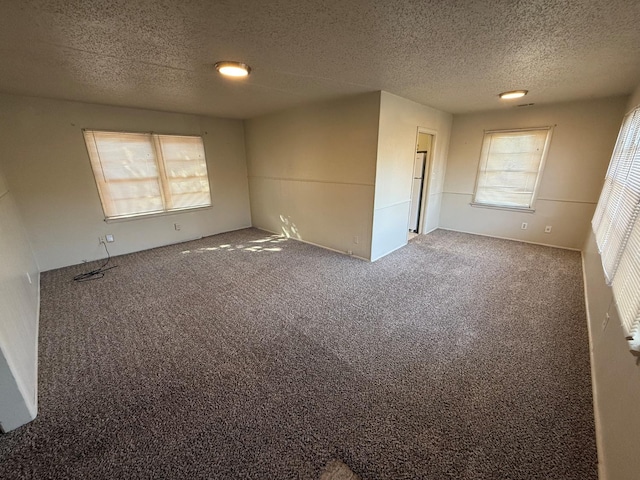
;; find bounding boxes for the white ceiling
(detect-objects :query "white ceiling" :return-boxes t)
[1,0,639,119]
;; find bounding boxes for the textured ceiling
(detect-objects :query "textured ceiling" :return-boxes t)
[0,0,639,119]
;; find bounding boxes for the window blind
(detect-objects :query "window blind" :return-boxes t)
[84,131,211,220]
[592,106,640,351]
[473,128,552,209]
[155,134,211,211]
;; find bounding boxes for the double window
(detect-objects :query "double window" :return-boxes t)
[473,128,552,210]
[83,130,211,220]
[592,106,640,352]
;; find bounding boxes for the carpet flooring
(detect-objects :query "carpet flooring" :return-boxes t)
[0,228,597,479]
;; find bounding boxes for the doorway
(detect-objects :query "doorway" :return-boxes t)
[409,131,434,235]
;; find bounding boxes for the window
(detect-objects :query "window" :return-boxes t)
[472,128,552,210]
[592,106,640,352]
[83,130,211,220]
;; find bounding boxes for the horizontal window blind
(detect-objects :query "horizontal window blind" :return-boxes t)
[612,221,640,350]
[84,131,211,220]
[473,128,552,209]
[156,134,211,211]
[592,106,640,352]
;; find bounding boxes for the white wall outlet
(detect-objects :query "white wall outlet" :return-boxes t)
[347,250,353,255]
[544,226,552,233]
[521,222,528,230]
[174,223,181,231]
[105,234,114,243]
[353,235,359,244]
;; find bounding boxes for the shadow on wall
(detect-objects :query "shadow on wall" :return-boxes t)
[279,215,302,240]
[180,235,287,255]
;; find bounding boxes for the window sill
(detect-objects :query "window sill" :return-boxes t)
[469,202,535,214]
[104,205,213,223]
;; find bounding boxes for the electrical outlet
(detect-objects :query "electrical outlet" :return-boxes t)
[98,236,104,245]
[544,226,552,233]
[353,235,359,244]
[105,234,114,243]
[174,223,181,231]
[521,222,528,230]
[347,250,353,255]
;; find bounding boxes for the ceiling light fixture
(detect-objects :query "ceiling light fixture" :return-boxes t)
[214,61,251,77]
[499,90,528,100]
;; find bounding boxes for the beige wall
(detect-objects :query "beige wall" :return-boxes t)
[0,94,251,271]
[582,86,640,480]
[372,92,452,260]
[0,165,39,431]
[440,97,628,249]
[244,93,380,259]
[0,166,6,195]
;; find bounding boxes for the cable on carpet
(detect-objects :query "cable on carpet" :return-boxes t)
[73,241,117,282]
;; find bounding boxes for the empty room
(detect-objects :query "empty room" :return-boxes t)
[1,1,640,479]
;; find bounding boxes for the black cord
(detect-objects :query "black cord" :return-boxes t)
[73,241,117,282]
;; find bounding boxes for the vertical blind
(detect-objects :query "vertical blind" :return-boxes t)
[84,131,211,219]
[592,106,640,351]
[473,128,552,209]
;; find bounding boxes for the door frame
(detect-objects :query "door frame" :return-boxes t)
[410,127,437,235]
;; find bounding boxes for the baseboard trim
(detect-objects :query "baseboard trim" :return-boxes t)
[370,242,407,262]
[437,227,581,251]
[252,226,370,262]
[580,251,606,480]
[32,271,40,418]
[421,226,438,235]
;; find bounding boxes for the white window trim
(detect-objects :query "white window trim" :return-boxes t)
[469,203,536,213]
[471,127,553,211]
[83,129,212,221]
[103,205,213,224]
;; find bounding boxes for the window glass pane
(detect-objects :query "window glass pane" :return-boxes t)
[473,128,551,209]
[84,131,211,219]
[613,214,640,335]
[170,192,213,209]
[157,135,209,179]
[94,133,158,180]
[111,197,164,217]
[168,179,211,209]
[156,135,211,210]
[84,131,163,218]
[106,180,164,216]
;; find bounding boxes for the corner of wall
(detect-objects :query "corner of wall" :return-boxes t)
[579,243,607,480]
[372,93,453,259]
[0,350,37,433]
[440,97,628,249]
[581,203,640,480]
[243,93,380,260]
[627,84,640,112]
[0,165,40,432]
[579,88,640,479]
[1,95,253,270]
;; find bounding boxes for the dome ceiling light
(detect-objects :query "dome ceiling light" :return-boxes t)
[499,90,528,100]
[215,61,251,78]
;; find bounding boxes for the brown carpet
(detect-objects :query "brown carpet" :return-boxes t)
[320,459,360,480]
[0,228,597,479]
